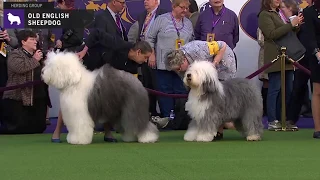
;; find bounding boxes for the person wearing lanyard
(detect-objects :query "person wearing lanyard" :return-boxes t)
[145,0,194,128]
[194,0,239,67]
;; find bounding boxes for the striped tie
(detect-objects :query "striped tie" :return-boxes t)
[142,12,152,36]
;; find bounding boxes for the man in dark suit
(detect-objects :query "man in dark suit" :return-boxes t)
[78,0,128,142]
[127,0,168,117]
[79,0,127,69]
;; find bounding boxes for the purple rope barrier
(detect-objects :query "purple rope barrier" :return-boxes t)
[0,58,278,98]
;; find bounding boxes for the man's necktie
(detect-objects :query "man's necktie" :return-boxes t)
[142,12,152,37]
[115,14,122,31]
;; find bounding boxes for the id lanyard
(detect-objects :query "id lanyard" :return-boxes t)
[170,13,184,38]
[211,7,226,32]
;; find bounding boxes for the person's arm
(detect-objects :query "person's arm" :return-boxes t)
[6,29,18,48]
[127,21,140,43]
[213,41,226,65]
[303,7,319,58]
[145,15,163,68]
[258,11,292,40]
[257,28,264,47]
[233,13,239,47]
[7,51,40,74]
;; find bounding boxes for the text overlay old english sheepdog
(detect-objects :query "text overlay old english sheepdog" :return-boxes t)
[183,61,264,142]
[41,52,159,144]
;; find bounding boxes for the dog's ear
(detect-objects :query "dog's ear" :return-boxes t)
[202,78,215,94]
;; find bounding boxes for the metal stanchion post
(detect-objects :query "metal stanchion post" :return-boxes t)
[280,47,287,131]
[274,47,296,132]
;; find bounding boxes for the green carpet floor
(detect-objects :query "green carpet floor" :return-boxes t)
[0,130,319,180]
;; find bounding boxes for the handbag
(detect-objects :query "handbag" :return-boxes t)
[274,30,306,61]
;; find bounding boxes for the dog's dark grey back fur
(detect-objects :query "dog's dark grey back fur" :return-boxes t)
[87,64,150,132]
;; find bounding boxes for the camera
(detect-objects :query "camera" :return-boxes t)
[62,29,74,40]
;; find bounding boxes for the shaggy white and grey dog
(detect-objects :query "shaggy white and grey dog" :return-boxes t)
[41,52,159,145]
[183,61,264,142]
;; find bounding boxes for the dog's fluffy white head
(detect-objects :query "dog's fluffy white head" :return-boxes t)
[184,61,224,95]
[42,51,84,90]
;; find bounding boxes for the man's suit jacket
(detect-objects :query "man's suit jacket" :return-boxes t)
[83,8,128,71]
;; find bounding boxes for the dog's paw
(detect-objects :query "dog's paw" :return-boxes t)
[246,135,261,141]
[196,132,215,142]
[67,133,92,145]
[184,130,197,142]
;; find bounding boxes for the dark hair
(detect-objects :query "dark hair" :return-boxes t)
[189,0,199,13]
[132,41,152,54]
[315,0,320,10]
[260,0,279,12]
[17,30,37,47]
[56,0,75,8]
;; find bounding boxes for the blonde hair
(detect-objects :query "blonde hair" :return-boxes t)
[165,50,186,70]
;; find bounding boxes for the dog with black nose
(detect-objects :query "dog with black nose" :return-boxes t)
[183,61,264,142]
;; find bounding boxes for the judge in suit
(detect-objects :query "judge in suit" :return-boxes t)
[79,0,128,71]
[127,0,168,117]
[77,0,128,143]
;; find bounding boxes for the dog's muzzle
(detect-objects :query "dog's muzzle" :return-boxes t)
[186,73,192,81]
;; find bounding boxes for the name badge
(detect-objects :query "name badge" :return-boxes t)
[175,39,185,50]
[206,33,215,42]
[0,42,7,57]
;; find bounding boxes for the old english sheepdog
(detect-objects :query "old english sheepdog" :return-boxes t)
[41,52,159,144]
[183,61,264,142]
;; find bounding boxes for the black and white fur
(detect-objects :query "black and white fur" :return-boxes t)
[41,52,159,144]
[183,61,264,142]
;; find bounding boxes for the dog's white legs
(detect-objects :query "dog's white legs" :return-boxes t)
[65,117,94,145]
[137,122,159,143]
[184,120,198,141]
[246,135,261,141]
[195,131,216,142]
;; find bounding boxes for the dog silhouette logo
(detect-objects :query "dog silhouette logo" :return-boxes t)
[3,9,25,29]
[7,13,21,25]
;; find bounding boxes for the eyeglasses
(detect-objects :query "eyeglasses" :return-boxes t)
[178,5,189,11]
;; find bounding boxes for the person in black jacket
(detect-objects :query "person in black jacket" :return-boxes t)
[304,0,320,138]
[51,0,84,143]
[127,0,168,118]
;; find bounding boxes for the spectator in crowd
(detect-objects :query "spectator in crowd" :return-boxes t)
[258,0,303,130]
[145,0,194,128]
[194,0,239,67]
[186,0,199,28]
[0,30,49,134]
[285,0,313,130]
[303,0,320,138]
[152,40,236,139]
[0,27,19,129]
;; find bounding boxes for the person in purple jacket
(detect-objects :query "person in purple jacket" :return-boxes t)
[194,0,239,67]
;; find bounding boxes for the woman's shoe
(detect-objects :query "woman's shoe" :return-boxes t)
[313,131,320,139]
[51,138,61,143]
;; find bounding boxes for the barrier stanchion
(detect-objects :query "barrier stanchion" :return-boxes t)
[274,47,297,132]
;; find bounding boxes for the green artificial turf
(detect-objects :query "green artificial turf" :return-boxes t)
[0,130,319,180]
